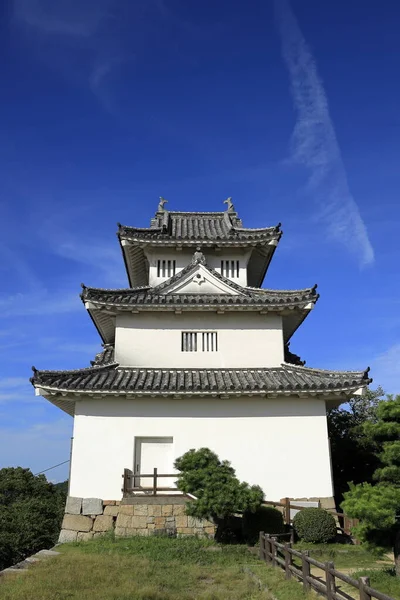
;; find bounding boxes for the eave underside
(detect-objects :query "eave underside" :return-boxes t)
[32,362,372,416]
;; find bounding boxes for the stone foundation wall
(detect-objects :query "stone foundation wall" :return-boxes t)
[59,496,215,542]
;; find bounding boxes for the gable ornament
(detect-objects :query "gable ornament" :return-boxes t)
[191,246,207,266]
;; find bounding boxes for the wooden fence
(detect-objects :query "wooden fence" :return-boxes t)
[259,533,394,600]
[122,468,179,496]
[263,498,359,538]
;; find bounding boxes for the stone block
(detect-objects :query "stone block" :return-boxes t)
[77,532,94,542]
[133,504,148,516]
[115,527,126,537]
[175,516,188,528]
[148,523,155,530]
[93,532,106,538]
[34,550,60,558]
[178,527,194,535]
[148,504,162,517]
[116,514,132,528]
[103,501,116,506]
[115,501,121,506]
[161,504,173,516]
[188,516,204,529]
[136,529,149,536]
[62,514,93,533]
[93,515,114,532]
[131,516,147,529]
[204,519,214,528]
[146,516,155,524]
[104,505,119,517]
[65,496,82,515]
[155,516,166,528]
[172,504,186,516]
[82,498,103,516]
[58,529,78,543]
[119,504,134,515]
[204,526,215,535]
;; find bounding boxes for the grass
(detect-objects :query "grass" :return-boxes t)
[293,542,390,569]
[352,567,400,599]
[0,535,308,600]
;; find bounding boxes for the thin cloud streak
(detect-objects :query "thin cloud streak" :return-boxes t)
[274,0,374,267]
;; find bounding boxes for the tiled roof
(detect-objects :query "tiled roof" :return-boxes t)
[31,360,371,398]
[82,287,317,310]
[118,209,281,244]
[91,345,115,366]
[81,260,319,311]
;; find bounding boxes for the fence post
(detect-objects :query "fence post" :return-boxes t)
[284,543,291,579]
[325,561,335,600]
[271,537,277,567]
[153,467,158,495]
[259,531,265,561]
[122,468,131,496]
[265,534,272,563]
[284,497,291,525]
[359,576,372,600]
[301,551,310,592]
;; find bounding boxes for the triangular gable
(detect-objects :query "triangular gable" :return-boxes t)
[155,263,247,296]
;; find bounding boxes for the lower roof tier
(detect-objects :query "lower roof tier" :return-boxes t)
[31,354,372,416]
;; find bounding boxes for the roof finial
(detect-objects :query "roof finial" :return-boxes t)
[158,197,168,212]
[223,197,235,212]
[191,246,206,266]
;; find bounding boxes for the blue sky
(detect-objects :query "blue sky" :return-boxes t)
[1,0,399,482]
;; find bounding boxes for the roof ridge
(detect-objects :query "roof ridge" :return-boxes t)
[31,362,118,379]
[281,362,370,377]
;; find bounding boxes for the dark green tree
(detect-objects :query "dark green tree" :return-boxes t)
[174,448,263,522]
[327,387,384,505]
[342,395,400,575]
[0,467,66,570]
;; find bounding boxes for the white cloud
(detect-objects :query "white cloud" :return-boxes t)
[0,290,80,318]
[0,418,72,481]
[274,0,374,267]
[55,239,127,287]
[371,344,400,394]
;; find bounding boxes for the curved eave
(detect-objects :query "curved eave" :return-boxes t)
[31,364,372,416]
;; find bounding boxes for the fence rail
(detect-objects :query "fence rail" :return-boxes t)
[259,532,394,600]
[122,468,179,496]
[262,497,359,538]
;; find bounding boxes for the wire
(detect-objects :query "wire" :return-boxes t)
[34,460,70,476]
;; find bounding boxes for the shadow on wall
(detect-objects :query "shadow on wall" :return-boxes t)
[76,396,327,419]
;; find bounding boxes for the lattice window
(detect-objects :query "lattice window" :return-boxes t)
[157,260,176,277]
[220,260,240,278]
[181,332,218,352]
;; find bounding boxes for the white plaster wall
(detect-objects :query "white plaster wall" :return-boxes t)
[115,312,284,368]
[146,249,250,287]
[69,396,334,501]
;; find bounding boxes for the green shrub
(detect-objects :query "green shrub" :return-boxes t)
[293,508,336,543]
[242,506,284,545]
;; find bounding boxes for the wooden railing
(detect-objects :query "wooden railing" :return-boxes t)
[122,468,179,496]
[263,497,359,538]
[259,533,394,600]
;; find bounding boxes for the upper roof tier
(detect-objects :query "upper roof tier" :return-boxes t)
[81,256,319,344]
[118,198,282,288]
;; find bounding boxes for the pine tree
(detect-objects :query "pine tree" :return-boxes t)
[342,395,400,575]
[174,448,263,521]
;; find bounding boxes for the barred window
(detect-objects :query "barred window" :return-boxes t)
[221,260,240,278]
[157,259,176,278]
[182,332,218,352]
